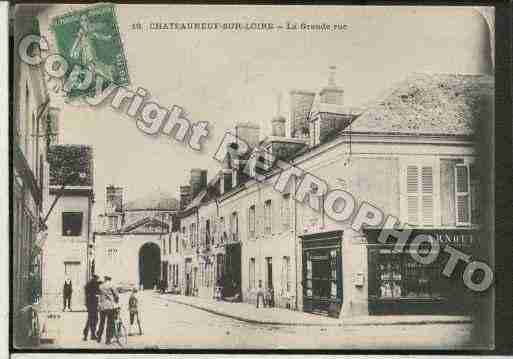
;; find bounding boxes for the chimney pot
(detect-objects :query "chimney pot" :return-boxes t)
[271,115,286,137]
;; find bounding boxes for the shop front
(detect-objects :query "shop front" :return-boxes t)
[366,228,476,315]
[222,242,241,301]
[300,230,343,318]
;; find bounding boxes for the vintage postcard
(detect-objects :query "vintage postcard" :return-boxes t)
[10,3,496,352]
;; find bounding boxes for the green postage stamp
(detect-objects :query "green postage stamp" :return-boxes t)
[51,4,129,97]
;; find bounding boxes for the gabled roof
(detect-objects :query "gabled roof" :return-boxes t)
[349,73,494,136]
[122,216,169,233]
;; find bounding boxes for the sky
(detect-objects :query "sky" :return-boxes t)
[34,5,493,220]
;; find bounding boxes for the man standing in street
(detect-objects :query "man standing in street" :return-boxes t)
[96,275,119,345]
[83,274,100,341]
[62,278,73,311]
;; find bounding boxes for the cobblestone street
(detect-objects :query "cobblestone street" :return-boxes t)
[41,290,474,350]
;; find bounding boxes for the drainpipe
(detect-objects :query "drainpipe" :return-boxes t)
[257,182,262,293]
[86,192,93,281]
[196,207,199,295]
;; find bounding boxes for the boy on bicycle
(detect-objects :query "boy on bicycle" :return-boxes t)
[128,288,142,336]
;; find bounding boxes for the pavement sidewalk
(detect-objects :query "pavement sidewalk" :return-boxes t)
[160,293,472,327]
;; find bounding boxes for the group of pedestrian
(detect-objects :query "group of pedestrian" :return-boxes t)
[82,274,142,345]
[255,280,275,308]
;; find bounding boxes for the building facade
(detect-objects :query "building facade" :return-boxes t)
[43,145,95,310]
[11,12,54,345]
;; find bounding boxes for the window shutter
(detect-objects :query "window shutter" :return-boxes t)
[455,164,471,225]
[469,164,480,225]
[421,166,434,226]
[406,166,419,225]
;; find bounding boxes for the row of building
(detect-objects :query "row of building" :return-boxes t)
[95,67,493,319]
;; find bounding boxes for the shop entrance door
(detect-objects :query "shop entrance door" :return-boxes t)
[311,255,331,299]
[222,243,242,300]
[301,231,343,317]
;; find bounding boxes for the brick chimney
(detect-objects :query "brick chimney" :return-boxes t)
[190,168,207,198]
[105,185,123,214]
[289,90,315,139]
[271,116,286,137]
[309,66,358,147]
[271,92,286,137]
[180,185,192,209]
[235,122,260,149]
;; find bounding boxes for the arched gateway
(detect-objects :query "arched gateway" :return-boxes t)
[95,190,178,290]
[139,242,161,289]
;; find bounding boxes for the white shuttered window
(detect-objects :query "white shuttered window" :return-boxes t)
[405,164,434,226]
[455,164,471,226]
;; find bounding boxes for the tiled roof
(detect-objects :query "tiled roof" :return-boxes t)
[189,73,493,208]
[349,73,494,136]
[48,145,93,187]
[124,190,179,211]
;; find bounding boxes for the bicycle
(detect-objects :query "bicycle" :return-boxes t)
[111,307,128,346]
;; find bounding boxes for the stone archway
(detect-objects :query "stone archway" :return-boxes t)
[139,242,161,290]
